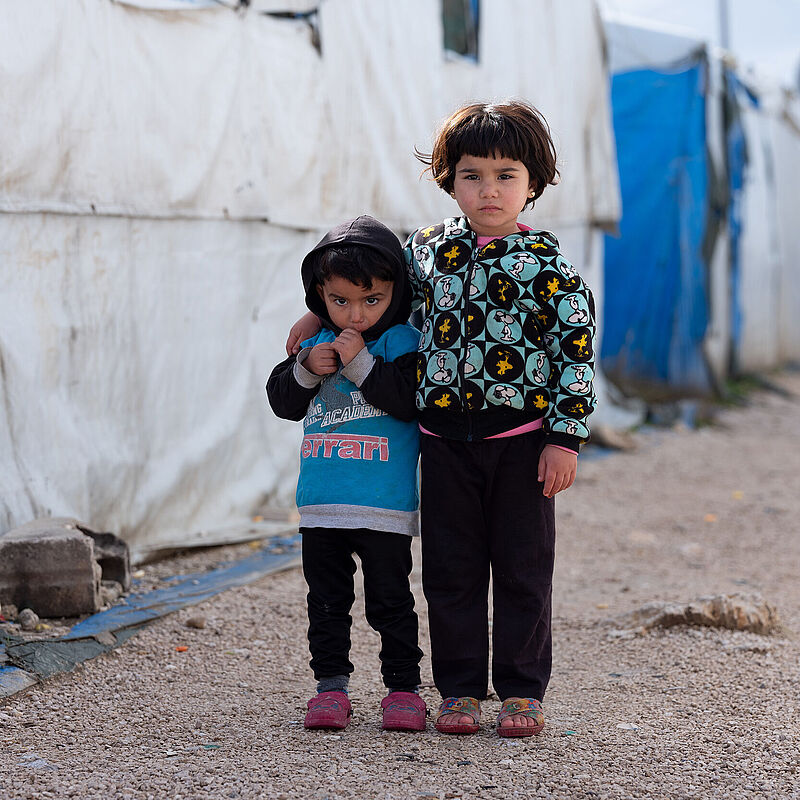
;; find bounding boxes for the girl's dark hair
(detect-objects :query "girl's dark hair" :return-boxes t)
[416,101,559,209]
[312,245,394,289]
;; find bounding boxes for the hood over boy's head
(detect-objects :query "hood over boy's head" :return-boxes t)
[301,216,412,340]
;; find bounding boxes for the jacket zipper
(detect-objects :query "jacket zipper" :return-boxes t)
[459,231,477,441]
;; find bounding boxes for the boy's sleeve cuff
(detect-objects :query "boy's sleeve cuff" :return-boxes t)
[293,348,325,388]
[340,347,375,386]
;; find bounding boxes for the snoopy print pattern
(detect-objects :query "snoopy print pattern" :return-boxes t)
[405,217,596,442]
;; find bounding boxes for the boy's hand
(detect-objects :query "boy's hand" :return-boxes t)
[304,343,338,375]
[537,444,577,498]
[287,312,322,355]
[331,329,365,366]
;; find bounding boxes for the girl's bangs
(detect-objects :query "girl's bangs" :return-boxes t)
[454,118,524,162]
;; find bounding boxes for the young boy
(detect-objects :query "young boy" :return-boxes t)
[266,216,426,732]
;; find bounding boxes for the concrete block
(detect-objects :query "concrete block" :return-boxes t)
[78,528,131,592]
[0,519,101,617]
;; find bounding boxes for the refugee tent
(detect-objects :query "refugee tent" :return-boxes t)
[602,16,800,399]
[601,19,731,399]
[0,0,620,559]
[748,86,800,367]
[727,73,782,373]
[710,64,800,374]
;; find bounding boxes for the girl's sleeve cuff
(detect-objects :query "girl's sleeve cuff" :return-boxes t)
[545,431,583,453]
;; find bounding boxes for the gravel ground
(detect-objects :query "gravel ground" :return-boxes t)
[2,372,799,800]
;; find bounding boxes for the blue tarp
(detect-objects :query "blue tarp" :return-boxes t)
[602,59,713,397]
[0,536,300,698]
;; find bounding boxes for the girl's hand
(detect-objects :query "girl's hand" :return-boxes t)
[304,343,338,376]
[332,329,365,366]
[537,444,577,498]
[286,312,322,355]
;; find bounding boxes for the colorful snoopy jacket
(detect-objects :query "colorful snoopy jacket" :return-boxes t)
[404,216,596,452]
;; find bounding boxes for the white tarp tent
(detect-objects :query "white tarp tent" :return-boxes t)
[0,0,620,559]
[734,79,784,372]
[768,91,800,364]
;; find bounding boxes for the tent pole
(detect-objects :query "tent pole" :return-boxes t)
[718,0,731,50]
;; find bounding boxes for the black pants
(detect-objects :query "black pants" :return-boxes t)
[301,527,422,690]
[420,431,555,701]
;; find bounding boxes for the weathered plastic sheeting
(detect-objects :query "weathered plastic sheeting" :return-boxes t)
[248,1,317,11]
[702,54,733,392]
[769,94,800,363]
[724,78,800,372]
[602,20,760,399]
[318,0,620,233]
[603,17,800,388]
[66,538,300,641]
[0,539,300,697]
[604,16,707,75]
[732,83,783,372]
[602,57,714,398]
[0,0,623,550]
[0,661,39,698]
[114,0,317,9]
[0,0,619,235]
[0,2,325,225]
[0,213,316,552]
[1,626,145,684]
[112,0,217,8]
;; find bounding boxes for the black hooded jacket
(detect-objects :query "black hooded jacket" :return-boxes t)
[267,216,419,423]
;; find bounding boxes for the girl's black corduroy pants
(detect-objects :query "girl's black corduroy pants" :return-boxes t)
[419,430,556,702]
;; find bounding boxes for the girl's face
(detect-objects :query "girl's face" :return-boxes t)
[451,154,534,237]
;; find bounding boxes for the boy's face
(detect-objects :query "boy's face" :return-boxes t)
[317,275,394,333]
[452,153,534,237]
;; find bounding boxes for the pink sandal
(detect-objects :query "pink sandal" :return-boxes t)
[304,691,352,729]
[381,691,427,731]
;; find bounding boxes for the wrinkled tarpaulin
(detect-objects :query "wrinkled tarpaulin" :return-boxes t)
[602,44,715,397]
[0,537,299,698]
[601,18,800,398]
[0,0,621,551]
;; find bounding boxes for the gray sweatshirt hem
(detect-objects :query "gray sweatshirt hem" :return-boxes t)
[298,505,419,537]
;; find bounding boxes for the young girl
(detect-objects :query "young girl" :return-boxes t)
[287,101,596,737]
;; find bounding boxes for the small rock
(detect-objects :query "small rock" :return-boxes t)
[609,593,780,637]
[18,608,39,631]
[19,754,58,771]
[616,723,639,730]
[185,616,206,629]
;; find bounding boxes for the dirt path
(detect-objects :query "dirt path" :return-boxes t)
[2,372,799,800]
